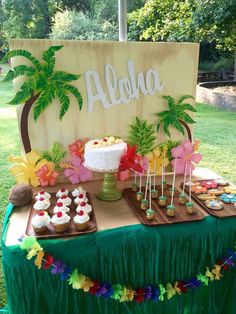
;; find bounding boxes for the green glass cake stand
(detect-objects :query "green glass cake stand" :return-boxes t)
[85,165,122,201]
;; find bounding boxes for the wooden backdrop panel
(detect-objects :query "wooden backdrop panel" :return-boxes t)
[9,39,199,154]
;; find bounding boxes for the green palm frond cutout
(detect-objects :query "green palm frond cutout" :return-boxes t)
[155,95,196,140]
[128,117,156,156]
[41,142,66,166]
[3,45,83,121]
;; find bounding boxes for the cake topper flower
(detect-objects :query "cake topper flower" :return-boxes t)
[146,146,169,175]
[118,156,148,181]
[119,145,143,173]
[171,140,202,175]
[60,157,92,184]
[69,138,89,159]
[8,151,50,187]
[36,164,59,186]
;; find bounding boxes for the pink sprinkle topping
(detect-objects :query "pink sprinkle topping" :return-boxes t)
[78,210,84,216]
[57,212,63,218]
[57,202,63,207]
[39,197,44,201]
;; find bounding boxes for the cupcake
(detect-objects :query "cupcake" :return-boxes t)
[76,201,92,215]
[72,186,87,198]
[56,187,69,198]
[74,210,90,231]
[53,202,70,214]
[51,211,70,233]
[33,197,50,211]
[74,193,88,205]
[35,190,51,201]
[58,194,72,206]
[32,211,50,234]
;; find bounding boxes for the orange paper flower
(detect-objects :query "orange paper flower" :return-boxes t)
[69,138,89,159]
[192,185,207,194]
[36,164,59,186]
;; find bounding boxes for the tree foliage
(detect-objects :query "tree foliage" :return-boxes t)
[128,0,236,52]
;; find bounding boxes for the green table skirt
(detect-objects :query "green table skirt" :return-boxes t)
[2,203,236,314]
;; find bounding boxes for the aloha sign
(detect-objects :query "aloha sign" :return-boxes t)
[85,60,164,112]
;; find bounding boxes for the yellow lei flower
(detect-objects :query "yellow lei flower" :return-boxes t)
[146,146,169,175]
[8,150,51,187]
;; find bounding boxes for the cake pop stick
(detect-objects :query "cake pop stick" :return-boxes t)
[161,162,164,197]
[132,171,138,192]
[186,168,195,214]
[153,160,156,189]
[136,172,144,201]
[139,172,142,192]
[170,158,177,206]
[134,171,137,184]
[144,168,150,200]
[183,164,187,194]
[149,171,152,208]
[189,169,192,203]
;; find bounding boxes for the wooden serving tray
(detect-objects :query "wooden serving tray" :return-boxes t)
[26,191,97,239]
[182,180,236,218]
[123,184,205,226]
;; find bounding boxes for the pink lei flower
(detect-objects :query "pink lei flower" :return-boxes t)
[62,157,92,184]
[69,139,89,159]
[171,140,202,175]
[36,164,59,186]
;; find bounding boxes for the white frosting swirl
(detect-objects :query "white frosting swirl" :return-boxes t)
[33,199,50,211]
[53,204,70,214]
[32,212,50,228]
[76,203,92,214]
[74,195,88,205]
[35,191,51,200]
[72,187,87,197]
[51,212,70,225]
[58,196,72,206]
[56,188,69,198]
[74,213,90,224]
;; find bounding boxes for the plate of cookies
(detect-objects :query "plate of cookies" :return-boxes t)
[182,179,236,218]
[25,186,97,239]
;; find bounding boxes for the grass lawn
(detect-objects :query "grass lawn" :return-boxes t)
[0,63,236,308]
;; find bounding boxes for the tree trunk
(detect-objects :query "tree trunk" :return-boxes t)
[179,119,192,142]
[234,52,236,81]
[20,93,40,153]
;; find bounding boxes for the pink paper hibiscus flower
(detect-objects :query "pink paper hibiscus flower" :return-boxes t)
[63,157,92,184]
[69,138,89,159]
[171,140,202,175]
[36,164,59,186]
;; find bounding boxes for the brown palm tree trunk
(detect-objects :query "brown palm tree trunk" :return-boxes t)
[20,93,40,153]
[179,119,192,142]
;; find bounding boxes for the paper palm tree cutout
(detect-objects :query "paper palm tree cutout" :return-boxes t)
[155,95,196,142]
[3,46,83,153]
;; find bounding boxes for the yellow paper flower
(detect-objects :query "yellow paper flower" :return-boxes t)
[166,283,176,300]
[81,277,94,292]
[8,151,52,187]
[212,265,222,280]
[146,146,169,175]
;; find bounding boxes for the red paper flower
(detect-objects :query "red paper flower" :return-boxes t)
[69,138,89,159]
[89,281,100,295]
[43,255,54,269]
[36,164,59,186]
[134,288,145,303]
[177,281,187,293]
[119,145,143,173]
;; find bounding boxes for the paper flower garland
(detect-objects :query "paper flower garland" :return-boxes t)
[8,151,51,187]
[171,140,202,175]
[60,157,92,184]
[20,236,236,304]
[36,164,59,186]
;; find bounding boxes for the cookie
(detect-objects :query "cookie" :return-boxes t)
[220,193,236,204]
[197,194,216,201]
[224,186,236,194]
[208,189,224,196]
[205,200,223,211]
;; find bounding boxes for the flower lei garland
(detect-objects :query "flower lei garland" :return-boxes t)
[20,236,236,304]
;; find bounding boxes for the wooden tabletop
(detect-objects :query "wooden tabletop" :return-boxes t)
[5,167,221,246]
